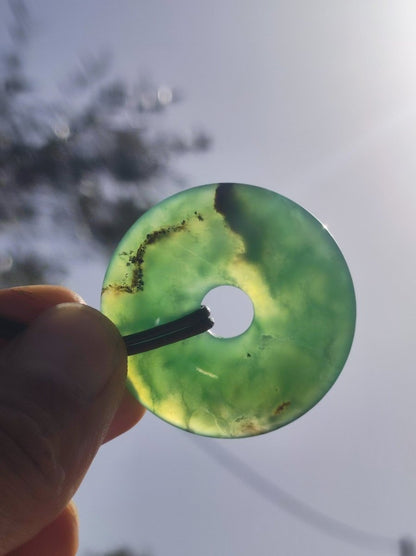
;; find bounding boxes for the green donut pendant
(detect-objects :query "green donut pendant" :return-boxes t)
[101,183,355,438]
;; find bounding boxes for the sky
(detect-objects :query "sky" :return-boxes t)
[1,1,416,555]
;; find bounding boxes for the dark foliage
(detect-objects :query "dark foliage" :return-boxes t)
[100,549,153,556]
[0,0,210,286]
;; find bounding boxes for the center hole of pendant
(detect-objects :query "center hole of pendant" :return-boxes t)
[202,285,254,338]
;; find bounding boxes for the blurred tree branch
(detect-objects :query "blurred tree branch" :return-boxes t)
[0,0,211,286]
[100,549,153,556]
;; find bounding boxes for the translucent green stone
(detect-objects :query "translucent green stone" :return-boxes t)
[101,183,355,438]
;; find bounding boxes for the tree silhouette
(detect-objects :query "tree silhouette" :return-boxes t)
[100,549,153,556]
[0,0,211,286]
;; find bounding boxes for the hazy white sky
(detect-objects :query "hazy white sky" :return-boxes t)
[2,1,416,555]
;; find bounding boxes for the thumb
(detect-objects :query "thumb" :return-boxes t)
[0,300,127,554]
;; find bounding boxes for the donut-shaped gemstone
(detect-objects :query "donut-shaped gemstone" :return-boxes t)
[101,183,355,438]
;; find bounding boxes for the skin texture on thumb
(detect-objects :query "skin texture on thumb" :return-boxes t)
[7,502,79,556]
[0,286,129,554]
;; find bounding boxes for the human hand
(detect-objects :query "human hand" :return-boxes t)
[0,286,145,556]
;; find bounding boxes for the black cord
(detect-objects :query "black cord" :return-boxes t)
[123,306,213,354]
[0,316,27,340]
[0,306,213,354]
[2,305,412,554]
